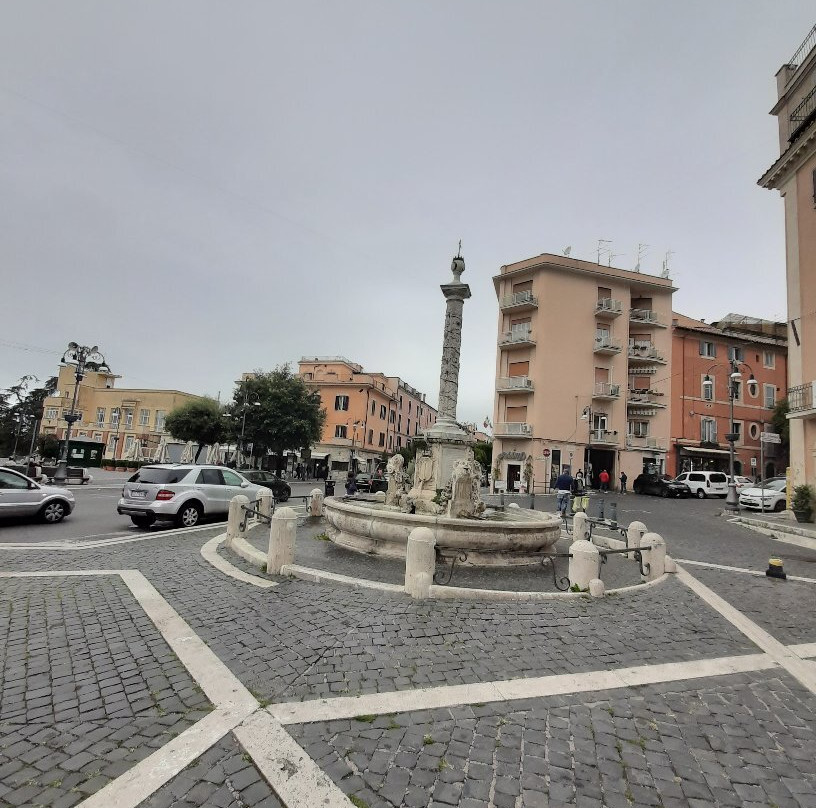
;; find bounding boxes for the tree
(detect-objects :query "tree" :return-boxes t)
[0,375,57,457]
[472,441,492,476]
[231,366,325,472]
[397,438,428,467]
[38,434,60,460]
[164,397,225,462]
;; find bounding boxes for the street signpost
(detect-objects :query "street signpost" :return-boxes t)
[759,432,781,513]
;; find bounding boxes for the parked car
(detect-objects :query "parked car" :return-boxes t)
[727,475,755,493]
[41,465,93,484]
[0,467,75,523]
[355,473,388,493]
[674,471,729,499]
[739,478,787,512]
[632,473,691,498]
[238,469,291,501]
[117,464,264,528]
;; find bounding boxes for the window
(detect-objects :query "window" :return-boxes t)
[335,395,349,411]
[764,384,776,409]
[110,407,120,427]
[380,404,386,419]
[388,435,393,449]
[0,470,30,490]
[378,433,385,447]
[139,408,149,426]
[124,436,134,454]
[399,396,403,409]
[124,409,134,428]
[398,414,402,431]
[732,380,741,401]
[699,341,716,357]
[409,401,412,414]
[96,407,105,426]
[371,400,376,415]
[763,351,775,369]
[92,432,103,441]
[154,410,166,431]
[702,377,714,401]
[197,469,223,485]
[368,429,373,444]
[397,436,402,448]
[729,346,744,362]
[335,425,347,438]
[222,470,243,486]
[749,423,760,440]
[629,421,649,438]
[45,407,58,420]
[389,410,396,423]
[731,421,742,441]
[701,417,717,442]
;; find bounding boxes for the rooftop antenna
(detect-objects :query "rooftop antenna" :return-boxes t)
[607,252,622,267]
[661,250,674,278]
[635,243,648,272]
[563,246,572,256]
[455,239,462,258]
[597,239,611,264]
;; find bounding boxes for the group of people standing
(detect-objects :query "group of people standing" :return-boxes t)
[552,467,628,516]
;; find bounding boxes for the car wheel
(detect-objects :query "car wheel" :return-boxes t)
[40,500,67,523]
[131,515,154,529]
[696,489,706,499]
[277,490,289,503]
[773,500,786,512]
[660,488,669,498]
[175,502,202,528]
[633,485,642,495]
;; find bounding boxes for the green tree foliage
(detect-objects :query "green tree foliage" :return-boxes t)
[0,375,57,457]
[771,398,789,450]
[164,397,224,462]
[229,366,325,471]
[472,441,492,476]
[397,438,428,467]
[38,434,60,460]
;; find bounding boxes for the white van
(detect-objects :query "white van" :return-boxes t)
[674,471,729,498]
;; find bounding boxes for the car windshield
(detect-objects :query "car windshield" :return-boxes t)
[130,467,192,485]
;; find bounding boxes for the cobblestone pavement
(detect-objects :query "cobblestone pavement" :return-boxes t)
[0,506,815,807]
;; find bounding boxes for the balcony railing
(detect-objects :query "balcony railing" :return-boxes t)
[593,383,620,399]
[595,298,622,317]
[788,23,816,71]
[789,380,816,413]
[498,329,535,347]
[497,376,534,392]
[593,336,622,354]
[627,343,665,363]
[627,407,658,417]
[627,390,666,407]
[589,430,618,446]
[499,290,538,310]
[626,435,666,451]
[790,84,816,143]
[495,422,532,437]
[629,308,665,327]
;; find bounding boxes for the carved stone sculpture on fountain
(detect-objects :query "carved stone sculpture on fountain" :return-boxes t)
[385,453,410,508]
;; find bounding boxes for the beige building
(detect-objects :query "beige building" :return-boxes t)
[492,253,675,492]
[759,24,816,487]
[41,364,201,460]
[298,357,437,475]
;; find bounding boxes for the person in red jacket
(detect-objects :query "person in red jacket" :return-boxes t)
[599,469,610,491]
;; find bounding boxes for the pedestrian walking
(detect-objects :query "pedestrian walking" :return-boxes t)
[620,471,627,494]
[554,468,573,517]
[345,473,357,495]
[599,469,610,491]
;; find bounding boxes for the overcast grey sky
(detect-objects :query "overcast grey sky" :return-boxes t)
[1,1,812,424]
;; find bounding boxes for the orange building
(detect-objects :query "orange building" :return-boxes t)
[298,357,437,475]
[670,313,787,478]
[759,24,816,488]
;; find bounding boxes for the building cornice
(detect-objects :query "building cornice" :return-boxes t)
[758,117,816,189]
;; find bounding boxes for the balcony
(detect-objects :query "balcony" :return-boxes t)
[626,435,666,451]
[494,422,532,438]
[499,290,538,312]
[593,383,620,400]
[595,298,622,318]
[627,390,667,408]
[789,381,816,417]
[629,308,666,328]
[589,430,618,446]
[789,84,816,144]
[627,343,666,364]
[627,407,659,417]
[498,329,535,348]
[497,376,534,393]
[593,336,622,355]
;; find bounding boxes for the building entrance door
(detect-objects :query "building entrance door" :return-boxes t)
[506,464,521,492]
[587,449,615,489]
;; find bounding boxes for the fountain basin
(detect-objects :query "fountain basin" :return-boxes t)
[323,496,561,566]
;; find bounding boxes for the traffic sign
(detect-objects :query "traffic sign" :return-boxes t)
[542,448,551,457]
[761,432,781,444]
[751,457,757,467]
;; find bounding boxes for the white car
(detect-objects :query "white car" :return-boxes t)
[674,471,729,498]
[728,475,755,493]
[739,479,787,512]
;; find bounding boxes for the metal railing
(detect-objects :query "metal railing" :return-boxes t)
[589,430,618,445]
[626,435,665,450]
[499,290,538,309]
[789,380,816,412]
[593,383,620,398]
[627,344,665,362]
[495,422,532,437]
[497,376,534,391]
[790,84,816,142]
[594,336,622,352]
[498,329,535,346]
[789,23,816,72]
[595,298,622,315]
[627,390,665,406]
[629,308,663,326]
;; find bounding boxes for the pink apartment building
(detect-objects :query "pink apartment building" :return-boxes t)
[492,253,675,492]
[759,24,816,488]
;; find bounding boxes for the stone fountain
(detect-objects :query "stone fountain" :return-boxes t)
[323,250,560,565]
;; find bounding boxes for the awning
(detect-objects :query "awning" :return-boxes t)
[678,446,731,457]
[309,452,330,460]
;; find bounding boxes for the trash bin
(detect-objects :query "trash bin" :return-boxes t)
[324,479,336,497]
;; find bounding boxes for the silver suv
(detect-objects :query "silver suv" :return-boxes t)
[117,464,264,529]
[0,467,75,523]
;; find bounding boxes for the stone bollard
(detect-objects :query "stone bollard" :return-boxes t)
[226,494,250,547]
[568,539,600,591]
[267,506,298,574]
[573,511,591,541]
[627,520,647,549]
[607,501,618,529]
[405,527,437,599]
[596,498,605,520]
[640,532,666,582]
[664,556,677,574]
[309,488,324,517]
[257,490,274,522]
[589,578,605,598]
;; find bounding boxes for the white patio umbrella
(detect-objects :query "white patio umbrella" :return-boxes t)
[234,450,246,469]
[132,441,143,462]
[152,436,169,463]
[205,442,221,464]
[180,441,195,463]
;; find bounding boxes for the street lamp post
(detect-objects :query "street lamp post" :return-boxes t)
[53,343,109,485]
[581,405,592,479]
[703,360,758,513]
[224,389,261,469]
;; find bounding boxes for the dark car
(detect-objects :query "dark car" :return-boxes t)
[355,473,388,493]
[632,473,691,498]
[239,470,291,502]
